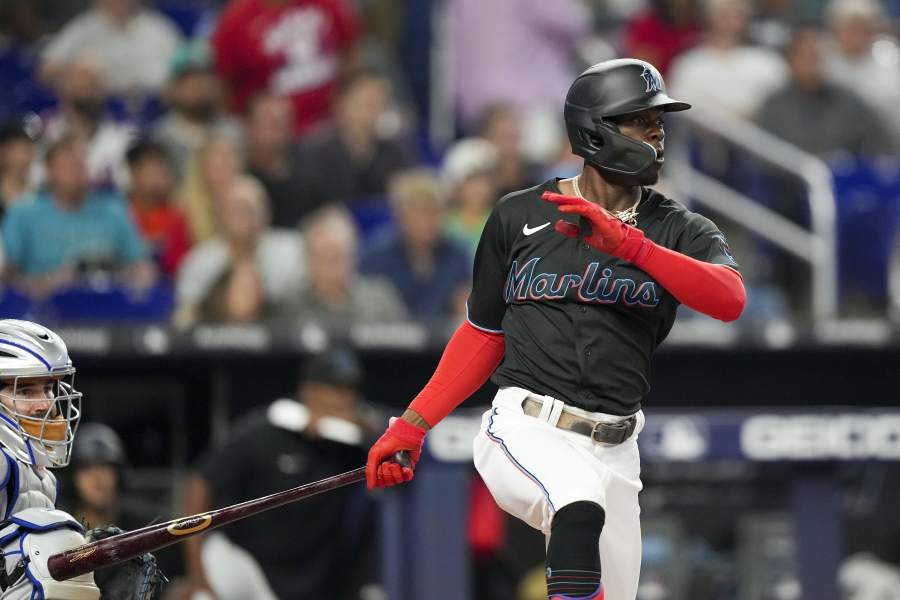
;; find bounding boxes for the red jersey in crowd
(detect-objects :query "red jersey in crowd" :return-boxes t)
[130,200,191,276]
[212,0,360,135]
[623,10,700,76]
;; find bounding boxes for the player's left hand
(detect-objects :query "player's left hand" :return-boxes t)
[86,526,167,600]
[541,192,648,263]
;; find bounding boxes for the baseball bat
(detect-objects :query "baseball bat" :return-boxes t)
[47,451,411,581]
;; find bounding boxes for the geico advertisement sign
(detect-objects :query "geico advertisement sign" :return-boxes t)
[741,415,900,460]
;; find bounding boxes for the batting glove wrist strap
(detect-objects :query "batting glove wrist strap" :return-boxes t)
[387,417,427,446]
[612,226,653,266]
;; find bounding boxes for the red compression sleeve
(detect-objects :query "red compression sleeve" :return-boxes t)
[633,242,747,322]
[408,321,506,427]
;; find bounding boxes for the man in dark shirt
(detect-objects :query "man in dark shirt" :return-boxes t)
[756,26,893,158]
[244,93,317,228]
[295,69,415,205]
[364,59,746,599]
[181,349,375,600]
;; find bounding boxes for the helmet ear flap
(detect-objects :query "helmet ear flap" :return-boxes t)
[577,128,605,153]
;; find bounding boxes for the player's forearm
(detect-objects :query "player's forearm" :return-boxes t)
[404,321,505,428]
[632,242,746,321]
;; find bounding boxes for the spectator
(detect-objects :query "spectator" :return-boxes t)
[40,55,135,190]
[10,1,90,37]
[179,134,241,244]
[211,0,361,135]
[756,26,893,157]
[623,0,702,77]
[441,138,499,257]
[360,169,471,322]
[181,348,376,600]
[669,0,788,118]
[747,0,809,50]
[475,104,540,197]
[1,134,154,298]
[245,93,314,228]
[155,42,242,181]
[61,422,162,532]
[755,26,893,316]
[125,139,191,277]
[278,205,407,332]
[539,130,583,182]
[452,0,590,130]
[59,422,182,586]
[175,175,303,327]
[296,69,415,205]
[824,0,900,145]
[0,120,37,220]
[40,0,181,98]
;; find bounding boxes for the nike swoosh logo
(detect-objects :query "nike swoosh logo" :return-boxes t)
[523,222,551,236]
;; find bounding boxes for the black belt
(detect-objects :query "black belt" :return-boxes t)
[522,397,637,445]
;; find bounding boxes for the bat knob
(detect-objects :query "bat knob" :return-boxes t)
[392,451,412,470]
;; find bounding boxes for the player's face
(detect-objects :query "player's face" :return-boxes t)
[612,108,666,184]
[0,376,60,419]
[130,156,173,202]
[48,146,89,198]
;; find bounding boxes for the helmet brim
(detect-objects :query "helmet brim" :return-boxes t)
[603,94,692,118]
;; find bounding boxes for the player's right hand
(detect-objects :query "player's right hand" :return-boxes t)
[542,191,649,264]
[366,417,426,489]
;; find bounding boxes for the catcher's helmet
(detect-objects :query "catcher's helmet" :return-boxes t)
[0,320,82,468]
[564,59,690,185]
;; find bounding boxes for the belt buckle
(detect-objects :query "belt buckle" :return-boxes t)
[590,419,628,445]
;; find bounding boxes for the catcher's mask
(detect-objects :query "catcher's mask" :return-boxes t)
[564,58,690,185]
[0,320,82,468]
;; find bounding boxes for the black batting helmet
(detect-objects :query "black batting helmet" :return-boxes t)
[564,59,690,185]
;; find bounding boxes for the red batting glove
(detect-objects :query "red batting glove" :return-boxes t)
[365,417,426,489]
[541,192,652,266]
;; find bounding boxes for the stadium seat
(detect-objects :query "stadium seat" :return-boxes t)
[831,157,900,304]
[45,282,175,323]
[0,287,34,320]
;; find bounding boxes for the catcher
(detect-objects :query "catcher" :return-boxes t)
[0,319,164,599]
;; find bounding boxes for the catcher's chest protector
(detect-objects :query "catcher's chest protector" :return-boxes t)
[0,449,56,519]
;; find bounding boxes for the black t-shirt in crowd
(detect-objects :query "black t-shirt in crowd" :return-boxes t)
[467,179,739,416]
[198,407,371,600]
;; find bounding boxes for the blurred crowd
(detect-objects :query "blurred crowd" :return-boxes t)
[0,0,898,331]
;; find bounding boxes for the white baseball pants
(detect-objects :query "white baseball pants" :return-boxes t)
[473,386,645,600]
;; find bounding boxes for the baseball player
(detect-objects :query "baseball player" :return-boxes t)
[366,59,746,600]
[0,319,163,599]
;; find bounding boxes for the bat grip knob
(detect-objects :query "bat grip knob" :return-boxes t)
[392,451,412,470]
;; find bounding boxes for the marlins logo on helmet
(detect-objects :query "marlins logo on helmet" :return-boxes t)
[640,66,662,93]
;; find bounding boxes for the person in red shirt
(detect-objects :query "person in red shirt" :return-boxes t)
[126,139,191,277]
[623,0,701,76]
[211,0,360,136]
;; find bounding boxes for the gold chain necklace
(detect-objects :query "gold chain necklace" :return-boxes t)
[571,175,642,226]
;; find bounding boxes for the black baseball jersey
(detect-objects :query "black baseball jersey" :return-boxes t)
[467,178,739,415]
